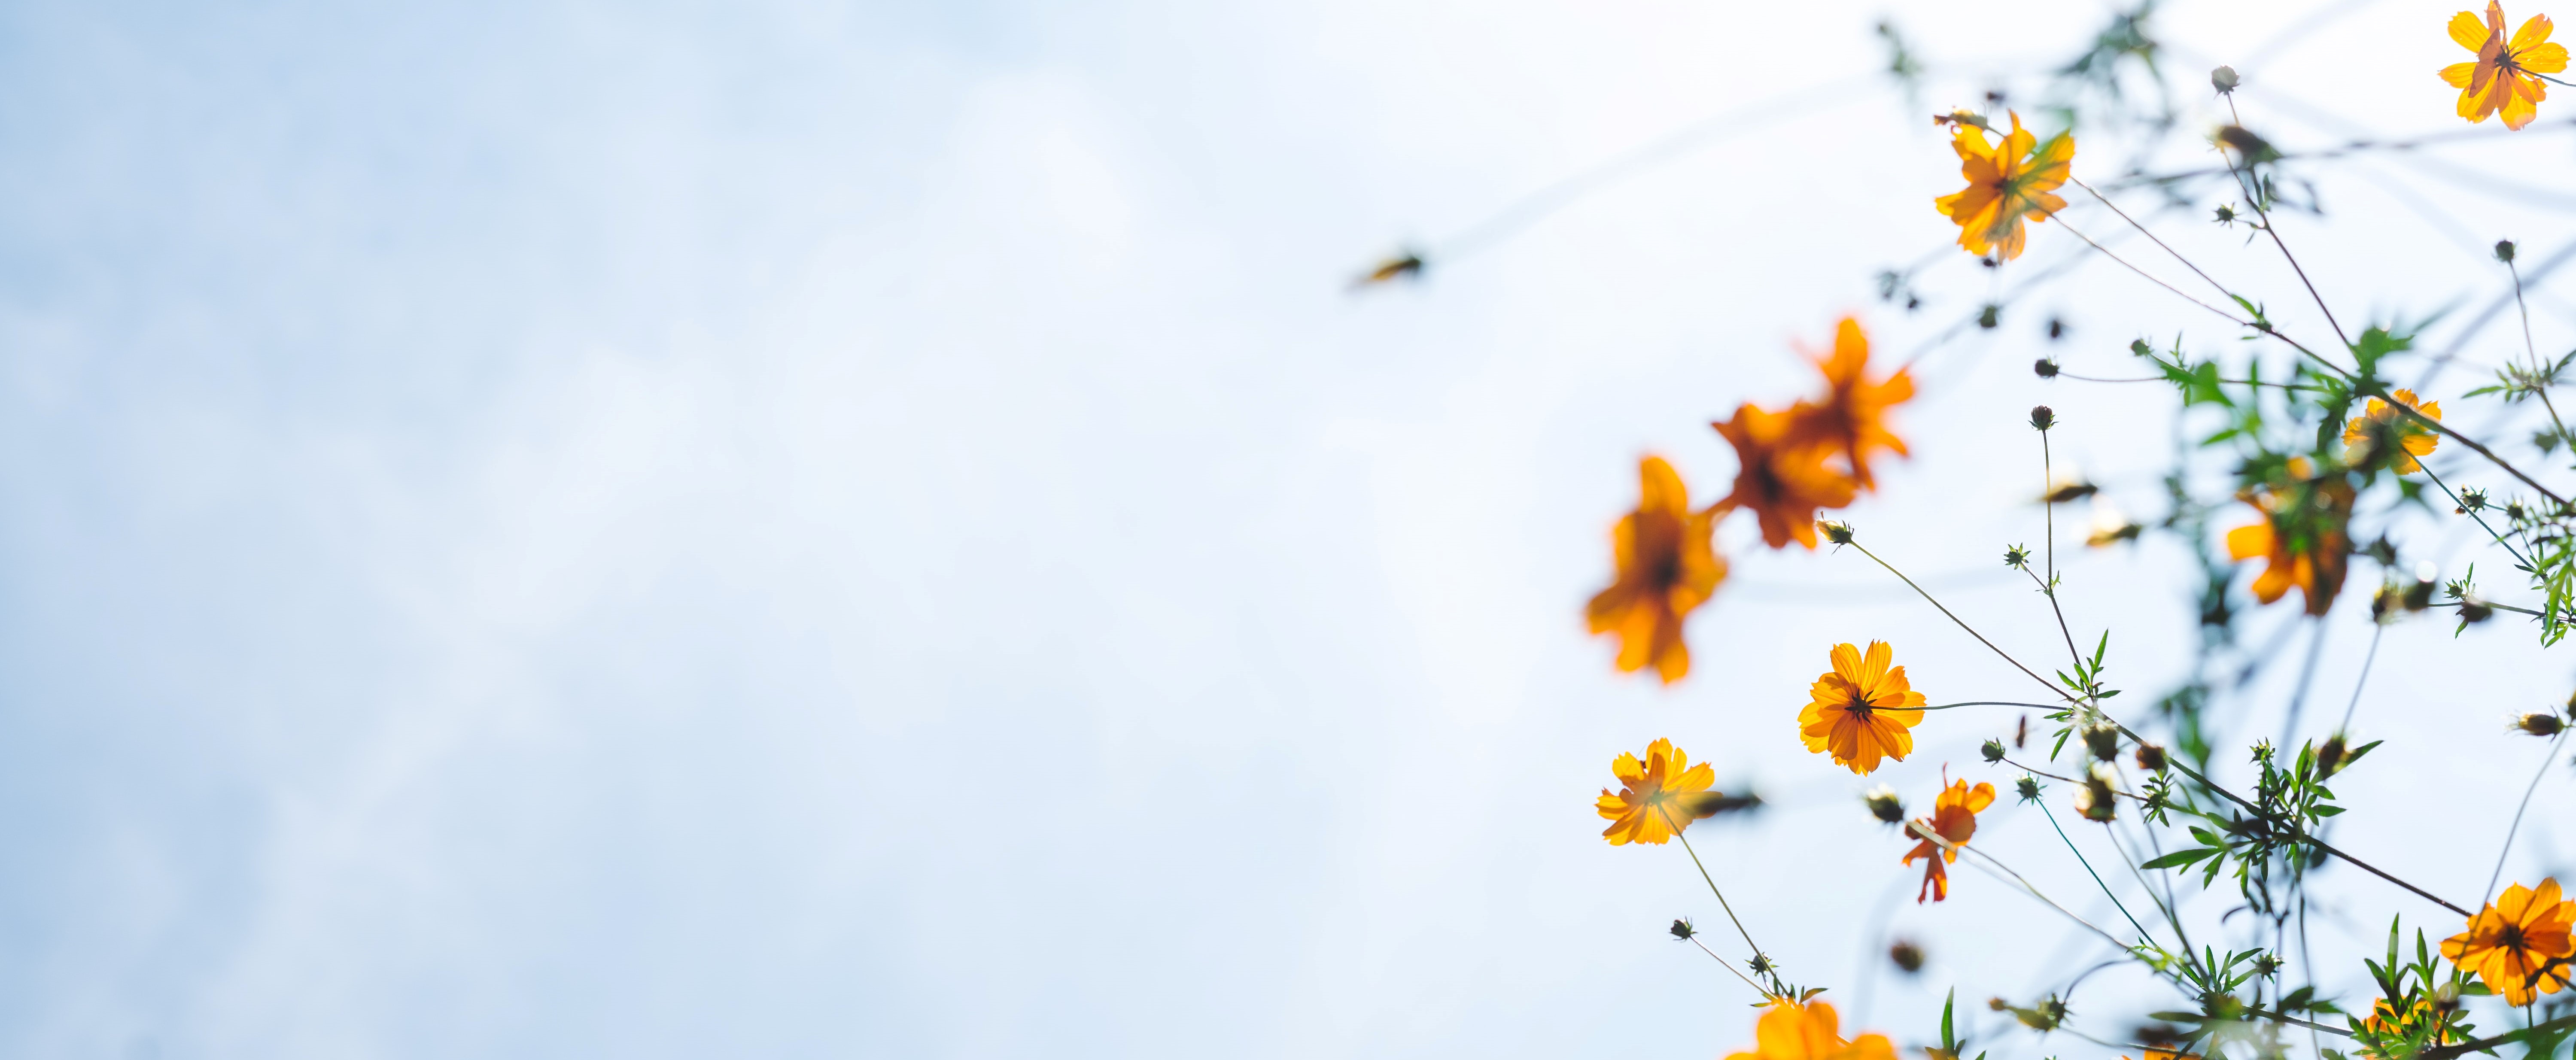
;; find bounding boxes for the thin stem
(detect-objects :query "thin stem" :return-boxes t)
[2071,176,2241,304]
[2334,623,2384,735]
[1919,701,2062,711]
[2141,750,2477,917]
[2484,727,2567,905]
[1660,806,1768,967]
[1845,540,2077,707]
[2421,463,2535,569]
[2038,432,2086,675]
[2224,95,2353,351]
[2035,800,2156,942]
[1687,934,1778,1000]
[1916,826,2129,952]
[2056,371,2322,390]
[2051,214,2262,332]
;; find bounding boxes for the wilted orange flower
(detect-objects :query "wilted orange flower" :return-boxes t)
[1715,404,1858,550]
[2442,878,2576,1005]
[1586,456,1726,683]
[1725,1000,1897,1060]
[1799,641,1928,774]
[1788,318,1913,489]
[2342,389,2443,474]
[2225,465,2354,616]
[1933,111,2074,260]
[2442,2,2567,130]
[1596,738,1718,846]
[1901,774,1996,903]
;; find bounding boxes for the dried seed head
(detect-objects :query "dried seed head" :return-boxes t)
[1864,784,1906,824]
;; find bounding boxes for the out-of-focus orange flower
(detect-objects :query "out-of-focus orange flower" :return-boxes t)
[1596,738,1719,846]
[1798,641,1928,774]
[1900,774,1996,903]
[2342,389,2443,474]
[1725,1000,1897,1060]
[1933,111,2074,260]
[1788,318,1913,489]
[1715,404,1858,550]
[2225,464,2354,616]
[2442,2,2567,130]
[2442,878,2576,1005]
[2359,996,2454,1051]
[1586,456,1726,683]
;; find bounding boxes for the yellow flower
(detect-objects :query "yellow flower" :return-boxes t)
[2442,2,2568,130]
[2225,464,2354,617]
[1724,1000,1897,1060]
[2441,878,2576,1005]
[2342,389,2442,474]
[1933,111,2074,261]
[1786,317,1913,490]
[1586,456,1726,683]
[1798,641,1928,774]
[1595,738,1718,846]
[1715,404,1858,550]
[1900,775,1995,903]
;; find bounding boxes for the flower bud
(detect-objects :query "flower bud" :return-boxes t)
[1670,918,1696,940]
[1981,738,2007,763]
[2516,712,2564,737]
[1978,304,2001,328]
[2315,733,2348,778]
[2135,743,2168,772]
[2034,357,2060,378]
[1864,784,1906,824]
[2004,544,2032,568]
[1819,521,1855,545]
[2211,66,2239,94]
[2030,405,2056,431]
[1889,938,1925,973]
[2461,598,2496,624]
[2497,239,2519,263]
[2014,774,2043,803]
[2046,318,2067,341]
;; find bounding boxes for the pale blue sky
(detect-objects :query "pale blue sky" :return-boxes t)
[0,0,2570,1056]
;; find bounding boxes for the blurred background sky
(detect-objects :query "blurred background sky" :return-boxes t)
[0,0,2573,1055]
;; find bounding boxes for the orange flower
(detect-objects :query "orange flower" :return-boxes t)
[1586,456,1726,683]
[2442,2,2568,130]
[1596,738,1718,846]
[1798,641,1928,774]
[2225,466,2354,617]
[1900,774,1996,903]
[1724,1000,1897,1060]
[2441,878,2576,1005]
[1788,318,1913,489]
[1933,111,2074,260]
[1715,404,1858,550]
[2342,389,2442,474]
[2358,996,2454,1052]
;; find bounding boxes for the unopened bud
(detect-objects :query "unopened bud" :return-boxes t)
[2316,733,2348,778]
[2462,598,2496,624]
[2082,724,2120,762]
[1889,938,1925,974]
[2211,66,2240,94]
[1819,520,1855,545]
[2047,318,2067,341]
[2035,357,2060,378]
[2030,405,2056,431]
[1982,738,2007,763]
[2014,774,2043,803]
[2517,712,2564,737]
[1978,304,2001,328]
[1670,918,1696,940]
[2497,239,2519,263]
[2135,743,2168,772]
[2076,764,2118,822]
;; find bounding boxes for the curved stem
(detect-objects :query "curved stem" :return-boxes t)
[1659,806,1768,969]
[1844,540,2077,707]
[2333,623,2384,735]
[2484,728,2567,905]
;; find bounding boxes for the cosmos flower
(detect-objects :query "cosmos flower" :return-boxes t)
[1798,641,1929,774]
[2442,878,2576,1005]
[1715,404,1858,550]
[1596,738,1719,846]
[1586,456,1726,683]
[2342,389,2442,474]
[1901,774,1997,903]
[1786,317,1913,490]
[1933,111,2075,261]
[1724,1000,1897,1060]
[2225,465,2355,617]
[2442,2,2567,130]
